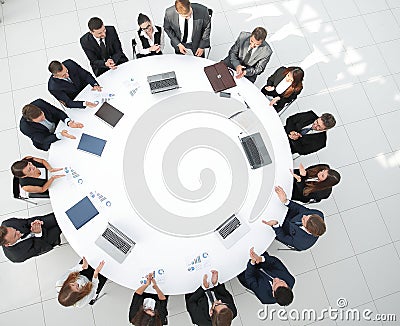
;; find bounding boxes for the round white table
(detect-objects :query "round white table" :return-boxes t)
[49,54,293,294]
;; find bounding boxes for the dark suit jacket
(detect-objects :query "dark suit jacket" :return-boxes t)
[223,31,273,77]
[186,283,237,326]
[284,110,327,155]
[273,200,324,251]
[261,66,302,110]
[80,26,128,77]
[1,214,58,263]
[48,59,99,108]
[128,292,168,324]
[163,3,211,52]
[237,252,295,304]
[20,99,69,151]
[292,168,332,203]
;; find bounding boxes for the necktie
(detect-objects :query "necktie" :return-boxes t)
[295,221,303,226]
[99,38,108,60]
[243,48,252,65]
[205,290,216,304]
[260,268,274,285]
[182,18,188,44]
[65,77,73,83]
[300,127,312,136]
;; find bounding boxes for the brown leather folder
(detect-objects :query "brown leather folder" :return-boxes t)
[204,62,236,92]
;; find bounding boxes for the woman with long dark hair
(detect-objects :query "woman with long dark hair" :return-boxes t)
[290,163,340,203]
[56,258,106,307]
[261,66,304,112]
[11,156,64,195]
[129,273,168,325]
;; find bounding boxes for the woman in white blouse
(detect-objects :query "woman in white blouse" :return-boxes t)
[56,257,106,307]
[261,66,304,113]
[134,13,165,58]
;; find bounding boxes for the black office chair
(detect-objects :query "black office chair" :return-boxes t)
[278,98,296,117]
[206,8,213,59]
[13,176,49,205]
[131,38,137,59]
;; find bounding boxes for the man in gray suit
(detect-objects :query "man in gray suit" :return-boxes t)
[164,0,211,57]
[223,27,273,83]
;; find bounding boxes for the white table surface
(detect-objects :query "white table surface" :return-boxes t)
[48,54,293,294]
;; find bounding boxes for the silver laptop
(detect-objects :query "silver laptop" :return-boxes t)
[215,214,250,249]
[240,132,272,169]
[95,223,135,263]
[147,71,179,94]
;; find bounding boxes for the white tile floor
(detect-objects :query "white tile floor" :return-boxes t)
[0,0,399,325]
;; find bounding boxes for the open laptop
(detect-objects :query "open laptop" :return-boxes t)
[214,214,250,249]
[147,71,179,94]
[65,196,99,229]
[240,132,272,169]
[94,102,124,128]
[95,223,135,263]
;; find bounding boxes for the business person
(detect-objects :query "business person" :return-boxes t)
[80,17,128,76]
[185,270,237,326]
[19,99,83,151]
[129,273,168,325]
[263,186,326,251]
[285,110,336,155]
[57,258,107,307]
[261,66,304,112]
[0,213,62,263]
[237,248,295,306]
[223,27,272,83]
[290,163,341,203]
[163,0,211,57]
[134,13,164,58]
[11,156,64,196]
[48,59,101,108]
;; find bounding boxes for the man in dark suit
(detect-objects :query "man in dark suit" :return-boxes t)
[263,186,326,251]
[237,248,295,305]
[80,17,128,76]
[223,27,273,83]
[285,110,336,155]
[185,270,237,326]
[164,0,211,57]
[0,213,62,263]
[20,99,83,151]
[48,59,101,109]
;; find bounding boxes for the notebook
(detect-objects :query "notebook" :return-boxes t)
[204,62,236,93]
[94,102,124,128]
[65,196,99,229]
[77,133,107,157]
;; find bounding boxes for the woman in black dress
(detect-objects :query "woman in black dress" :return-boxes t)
[129,273,168,325]
[261,66,304,113]
[290,163,340,203]
[11,156,64,195]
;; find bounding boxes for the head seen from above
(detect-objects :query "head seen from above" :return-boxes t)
[58,272,93,307]
[0,226,22,246]
[272,278,294,306]
[22,104,45,122]
[312,113,336,131]
[303,214,326,237]
[88,17,106,38]
[11,159,37,178]
[138,13,153,35]
[48,60,69,79]
[175,0,192,18]
[250,27,267,48]
[210,300,234,326]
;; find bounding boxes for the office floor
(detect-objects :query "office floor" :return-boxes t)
[0,0,400,325]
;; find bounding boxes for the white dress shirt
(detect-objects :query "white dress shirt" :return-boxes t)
[178,14,193,44]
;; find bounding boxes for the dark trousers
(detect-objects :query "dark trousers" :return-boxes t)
[40,213,62,247]
[78,262,107,294]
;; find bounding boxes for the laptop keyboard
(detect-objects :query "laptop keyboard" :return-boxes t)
[243,138,262,166]
[149,78,178,91]
[102,228,131,254]
[219,216,241,239]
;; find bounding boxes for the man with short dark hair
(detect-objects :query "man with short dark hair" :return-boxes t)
[0,213,62,263]
[185,270,237,326]
[48,59,101,108]
[164,0,211,57]
[238,248,295,305]
[80,17,128,76]
[20,99,83,151]
[263,186,326,251]
[223,27,273,83]
[285,110,336,155]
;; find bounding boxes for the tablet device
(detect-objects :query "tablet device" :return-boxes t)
[77,133,107,157]
[94,102,124,128]
[65,196,99,229]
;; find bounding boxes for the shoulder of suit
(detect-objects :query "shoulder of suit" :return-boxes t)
[191,3,208,11]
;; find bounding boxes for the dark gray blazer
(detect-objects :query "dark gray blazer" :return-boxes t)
[163,3,211,51]
[223,31,273,77]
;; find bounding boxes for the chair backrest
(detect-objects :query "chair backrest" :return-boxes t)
[12,176,21,199]
[208,8,213,17]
